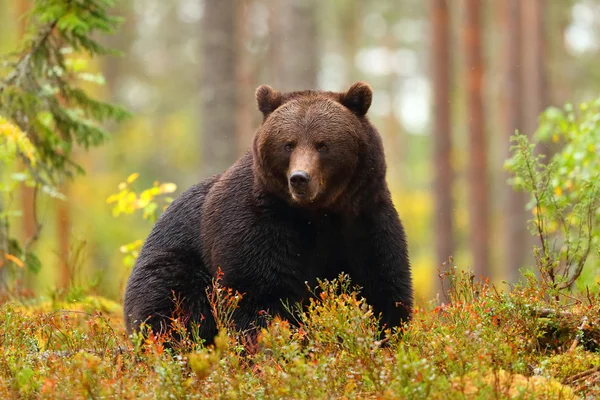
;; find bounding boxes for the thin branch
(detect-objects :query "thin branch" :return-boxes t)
[0,19,59,92]
[559,200,596,289]
[563,366,600,385]
[23,184,43,252]
[521,141,553,284]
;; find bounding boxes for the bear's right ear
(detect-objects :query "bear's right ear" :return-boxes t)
[256,85,283,119]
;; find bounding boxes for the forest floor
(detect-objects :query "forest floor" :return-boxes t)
[0,271,599,399]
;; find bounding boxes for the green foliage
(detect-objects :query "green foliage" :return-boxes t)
[0,0,130,183]
[107,173,176,268]
[0,118,46,278]
[0,0,128,289]
[505,98,600,292]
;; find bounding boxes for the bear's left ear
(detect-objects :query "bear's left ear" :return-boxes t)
[256,85,283,119]
[340,81,372,116]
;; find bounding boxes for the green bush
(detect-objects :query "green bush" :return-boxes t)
[505,98,600,294]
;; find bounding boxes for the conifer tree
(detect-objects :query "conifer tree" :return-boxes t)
[0,0,128,280]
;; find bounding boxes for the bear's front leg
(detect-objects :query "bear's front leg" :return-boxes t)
[348,201,413,330]
[209,217,308,339]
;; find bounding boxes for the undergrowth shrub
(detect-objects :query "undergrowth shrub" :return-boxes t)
[0,269,598,399]
[506,98,600,294]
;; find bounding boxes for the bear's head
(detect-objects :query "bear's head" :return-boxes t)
[252,82,386,212]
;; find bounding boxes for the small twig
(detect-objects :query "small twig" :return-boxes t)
[568,316,589,352]
[559,211,594,290]
[563,366,600,385]
[557,293,583,306]
[23,184,43,252]
[535,308,572,318]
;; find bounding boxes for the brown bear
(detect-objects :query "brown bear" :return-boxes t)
[123,82,413,344]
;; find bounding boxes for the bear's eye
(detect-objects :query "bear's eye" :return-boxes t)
[284,143,295,152]
[316,143,328,153]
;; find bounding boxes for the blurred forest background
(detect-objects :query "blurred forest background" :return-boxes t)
[1,0,599,303]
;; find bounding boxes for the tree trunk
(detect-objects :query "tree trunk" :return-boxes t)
[546,1,571,108]
[267,0,283,88]
[202,0,239,176]
[522,0,548,139]
[18,0,37,247]
[503,0,527,283]
[340,1,361,84]
[522,0,549,278]
[431,0,454,298]
[271,0,318,91]
[464,0,489,279]
[235,0,255,154]
[56,185,71,289]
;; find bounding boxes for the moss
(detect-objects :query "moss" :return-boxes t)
[452,369,577,399]
[542,348,600,381]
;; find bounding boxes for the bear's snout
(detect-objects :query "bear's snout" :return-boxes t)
[288,168,319,203]
[289,170,310,191]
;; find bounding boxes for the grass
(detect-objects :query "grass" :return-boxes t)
[0,269,598,399]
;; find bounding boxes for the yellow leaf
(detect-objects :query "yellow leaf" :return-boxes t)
[4,253,24,268]
[160,183,177,193]
[127,172,140,184]
[106,194,119,204]
[140,190,153,201]
[136,198,150,209]
[552,134,559,143]
[554,186,562,197]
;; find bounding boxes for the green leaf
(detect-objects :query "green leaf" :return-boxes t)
[25,253,42,274]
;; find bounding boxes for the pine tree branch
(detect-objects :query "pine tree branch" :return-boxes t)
[0,19,58,93]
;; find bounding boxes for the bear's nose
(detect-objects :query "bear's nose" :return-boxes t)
[289,170,310,189]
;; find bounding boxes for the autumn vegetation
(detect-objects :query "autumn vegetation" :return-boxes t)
[1,1,600,399]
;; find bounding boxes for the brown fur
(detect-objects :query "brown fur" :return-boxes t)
[123,82,413,346]
[252,82,384,213]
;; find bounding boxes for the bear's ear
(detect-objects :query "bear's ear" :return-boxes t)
[340,81,372,116]
[256,85,283,118]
